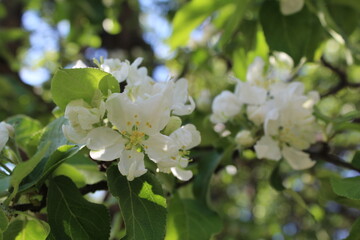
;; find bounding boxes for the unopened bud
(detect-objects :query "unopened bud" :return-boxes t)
[163,116,182,136]
[235,130,255,147]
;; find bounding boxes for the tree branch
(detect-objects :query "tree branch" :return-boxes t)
[320,56,360,97]
[79,181,108,195]
[308,142,360,173]
[12,181,108,213]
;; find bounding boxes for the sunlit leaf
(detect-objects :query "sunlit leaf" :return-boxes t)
[168,0,231,49]
[2,220,24,240]
[15,219,50,240]
[6,143,49,204]
[51,68,119,110]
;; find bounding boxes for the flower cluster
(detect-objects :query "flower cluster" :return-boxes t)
[63,58,199,181]
[0,121,13,152]
[211,52,320,170]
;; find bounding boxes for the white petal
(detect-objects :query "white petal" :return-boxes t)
[264,108,280,136]
[211,90,242,123]
[106,93,136,132]
[254,136,282,161]
[282,145,315,170]
[172,96,196,116]
[236,82,267,105]
[137,93,171,134]
[144,134,177,162]
[87,127,125,161]
[172,79,195,116]
[170,124,201,150]
[118,150,147,181]
[0,122,10,151]
[72,60,87,68]
[246,57,265,84]
[86,127,124,149]
[171,167,193,181]
[62,125,87,144]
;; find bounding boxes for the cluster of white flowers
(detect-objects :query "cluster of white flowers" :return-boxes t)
[63,58,200,181]
[0,121,14,152]
[211,52,319,170]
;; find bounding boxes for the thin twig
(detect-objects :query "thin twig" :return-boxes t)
[320,56,360,97]
[308,142,360,173]
[79,181,108,195]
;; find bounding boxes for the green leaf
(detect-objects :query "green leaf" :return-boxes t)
[47,176,110,240]
[107,165,167,240]
[0,175,10,196]
[51,68,119,110]
[270,163,285,191]
[259,1,324,63]
[15,220,50,240]
[327,3,359,36]
[193,150,221,204]
[334,111,360,123]
[2,220,24,240]
[330,0,360,12]
[19,145,80,192]
[232,29,269,80]
[7,115,42,156]
[331,177,360,200]
[165,196,222,240]
[18,117,77,191]
[5,143,49,205]
[333,122,360,132]
[98,74,120,96]
[345,217,360,240]
[53,163,86,187]
[218,0,250,49]
[352,151,360,169]
[168,0,231,49]
[0,208,8,232]
[38,117,69,158]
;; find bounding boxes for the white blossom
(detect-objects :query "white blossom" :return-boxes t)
[87,91,175,180]
[211,53,320,171]
[254,135,315,170]
[155,124,201,181]
[210,91,242,123]
[101,58,129,82]
[269,52,294,81]
[62,99,105,144]
[64,57,200,181]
